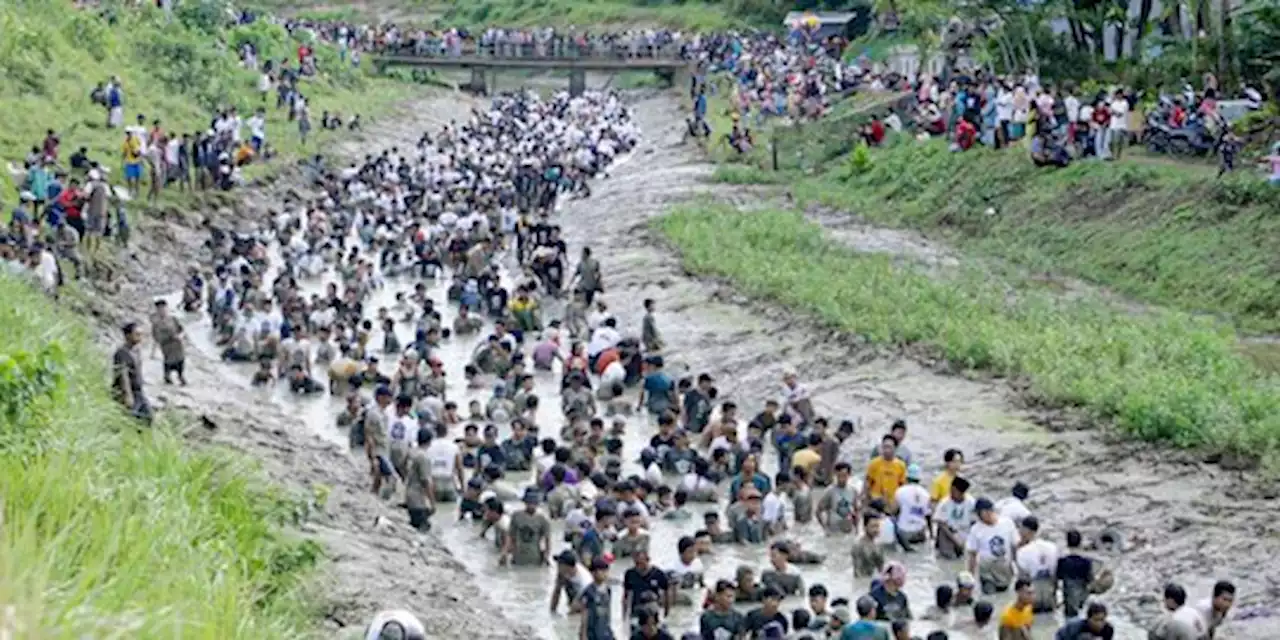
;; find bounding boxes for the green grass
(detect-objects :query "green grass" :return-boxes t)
[766,138,1280,334]
[441,0,749,30]
[0,0,417,200]
[656,204,1280,468]
[0,274,323,637]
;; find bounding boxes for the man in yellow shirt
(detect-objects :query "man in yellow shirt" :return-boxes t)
[930,448,965,505]
[864,434,907,511]
[120,131,143,194]
[790,433,822,476]
[998,578,1035,640]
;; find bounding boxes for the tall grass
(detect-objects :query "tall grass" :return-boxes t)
[786,139,1280,333]
[441,0,748,30]
[0,0,415,198]
[0,274,322,637]
[657,205,1280,468]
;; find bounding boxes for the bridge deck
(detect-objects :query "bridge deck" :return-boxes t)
[372,55,688,71]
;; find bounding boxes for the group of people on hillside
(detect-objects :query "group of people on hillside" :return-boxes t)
[901,68,1271,175]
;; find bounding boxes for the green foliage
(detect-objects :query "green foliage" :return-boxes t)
[441,0,750,30]
[0,274,321,637]
[0,0,411,198]
[657,205,1280,466]
[840,141,872,180]
[789,139,1280,333]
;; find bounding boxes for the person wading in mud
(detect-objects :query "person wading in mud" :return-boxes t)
[150,299,187,386]
[112,321,151,424]
[363,386,397,497]
[502,487,551,567]
[403,427,437,532]
[966,497,1019,594]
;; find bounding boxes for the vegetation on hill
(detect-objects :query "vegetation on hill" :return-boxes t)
[0,0,414,198]
[777,138,1280,334]
[0,274,322,637]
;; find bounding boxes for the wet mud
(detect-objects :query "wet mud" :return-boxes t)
[77,85,1279,639]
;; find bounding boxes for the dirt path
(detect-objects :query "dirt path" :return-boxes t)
[552,94,1279,637]
[71,91,536,640]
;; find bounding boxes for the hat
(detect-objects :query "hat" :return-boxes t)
[905,463,922,480]
[589,557,610,571]
[88,169,101,181]
[555,550,578,566]
[974,497,995,513]
[956,571,976,588]
[375,385,393,398]
[522,487,542,503]
[19,191,34,202]
[830,606,851,623]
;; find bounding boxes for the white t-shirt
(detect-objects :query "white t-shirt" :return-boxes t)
[995,497,1031,525]
[586,326,621,357]
[386,409,417,447]
[601,361,626,388]
[893,484,932,534]
[965,516,1019,563]
[1171,605,1210,638]
[1109,98,1129,130]
[669,557,705,588]
[761,492,786,524]
[425,439,460,479]
[933,495,976,536]
[1016,538,1059,580]
[995,91,1014,121]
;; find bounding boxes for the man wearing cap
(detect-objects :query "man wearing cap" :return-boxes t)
[363,386,396,497]
[84,168,110,253]
[550,550,589,614]
[966,497,1020,594]
[502,487,550,566]
[893,463,931,546]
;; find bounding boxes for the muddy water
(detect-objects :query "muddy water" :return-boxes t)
[162,88,1279,640]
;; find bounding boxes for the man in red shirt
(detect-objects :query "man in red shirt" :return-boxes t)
[58,177,85,238]
[869,117,886,145]
[955,118,977,150]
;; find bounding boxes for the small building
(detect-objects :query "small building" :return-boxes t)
[782,10,873,42]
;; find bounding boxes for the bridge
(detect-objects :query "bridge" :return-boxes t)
[371,44,690,96]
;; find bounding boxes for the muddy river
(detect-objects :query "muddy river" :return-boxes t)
[150,87,1277,639]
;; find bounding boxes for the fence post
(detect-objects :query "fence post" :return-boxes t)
[770,130,779,172]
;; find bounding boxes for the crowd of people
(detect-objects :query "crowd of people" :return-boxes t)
[895,69,1271,174]
[98,68,1246,638]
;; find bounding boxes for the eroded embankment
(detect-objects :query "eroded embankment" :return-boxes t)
[65,91,536,639]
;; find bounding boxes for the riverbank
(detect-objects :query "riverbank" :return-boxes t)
[718,134,1280,334]
[3,87,537,638]
[543,94,1277,637]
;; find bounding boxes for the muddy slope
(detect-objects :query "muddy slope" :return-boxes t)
[550,94,1278,637]
[70,93,535,640]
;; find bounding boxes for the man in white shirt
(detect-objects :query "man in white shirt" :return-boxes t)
[995,482,1032,524]
[1015,516,1059,612]
[423,422,464,502]
[1108,89,1130,159]
[933,476,975,559]
[893,463,931,545]
[586,317,621,359]
[966,497,1019,594]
